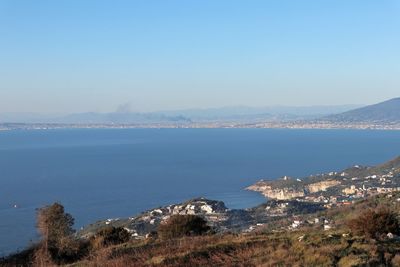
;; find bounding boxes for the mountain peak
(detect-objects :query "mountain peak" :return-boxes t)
[323,97,400,123]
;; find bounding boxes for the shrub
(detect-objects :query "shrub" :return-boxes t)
[347,207,400,240]
[94,227,131,247]
[158,215,210,240]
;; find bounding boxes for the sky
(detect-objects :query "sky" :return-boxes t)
[0,0,399,113]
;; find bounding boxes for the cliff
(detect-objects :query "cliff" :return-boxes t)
[246,182,305,200]
[246,178,341,200]
[247,156,400,202]
[306,180,341,193]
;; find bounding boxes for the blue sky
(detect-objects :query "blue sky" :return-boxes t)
[0,0,399,113]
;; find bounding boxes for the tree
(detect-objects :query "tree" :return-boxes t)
[36,202,75,260]
[347,206,400,240]
[158,215,210,240]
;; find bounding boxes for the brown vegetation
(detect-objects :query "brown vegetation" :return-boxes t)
[3,195,400,266]
[157,215,211,240]
[33,203,88,266]
[347,206,400,240]
[91,226,130,248]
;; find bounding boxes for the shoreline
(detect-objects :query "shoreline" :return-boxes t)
[1,123,400,131]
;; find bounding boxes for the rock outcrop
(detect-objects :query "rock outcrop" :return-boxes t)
[306,180,341,193]
[247,178,341,200]
[246,183,305,200]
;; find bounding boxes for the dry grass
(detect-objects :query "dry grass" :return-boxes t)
[4,228,400,266]
[65,229,400,267]
[5,194,400,266]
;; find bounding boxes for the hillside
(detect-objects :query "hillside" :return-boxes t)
[323,97,400,123]
[72,192,400,266]
[3,192,400,266]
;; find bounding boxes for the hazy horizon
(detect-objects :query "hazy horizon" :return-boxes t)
[1,1,399,113]
[0,103,366,124]
[0,103,363,115]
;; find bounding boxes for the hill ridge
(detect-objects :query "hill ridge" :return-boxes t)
[323,97,400,123]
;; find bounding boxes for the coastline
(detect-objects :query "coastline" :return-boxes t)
[1,121,400,131]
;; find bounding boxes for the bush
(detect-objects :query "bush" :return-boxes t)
[94,227,131,247]
[347,207,400,240]
[158,215,210,240]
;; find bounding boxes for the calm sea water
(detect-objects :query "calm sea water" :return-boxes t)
[1,128,400,255]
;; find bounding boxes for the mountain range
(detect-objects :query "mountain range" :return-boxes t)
[0,105,360,124]
[0,98,399,125]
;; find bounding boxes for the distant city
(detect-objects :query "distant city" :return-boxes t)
[1,98,399,131]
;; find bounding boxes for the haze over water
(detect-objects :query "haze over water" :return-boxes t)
[1,128,400,255]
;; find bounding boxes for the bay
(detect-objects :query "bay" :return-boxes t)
[1,128,400,255]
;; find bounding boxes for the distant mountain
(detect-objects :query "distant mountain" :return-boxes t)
[0,105,360,124]
[323,98,400,123]
[157,105,361,121]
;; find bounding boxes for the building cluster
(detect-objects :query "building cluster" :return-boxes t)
[2,120,400,131]
[286,167,400,207]
[269,167,400,232]
[290,217,333,231]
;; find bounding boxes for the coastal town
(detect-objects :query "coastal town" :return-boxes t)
[247,157,400,206]
[2,120,400,131]
[245,156,400,232]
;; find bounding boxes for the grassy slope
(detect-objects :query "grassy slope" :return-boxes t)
[66,192,400,267]
[69,231,398,266]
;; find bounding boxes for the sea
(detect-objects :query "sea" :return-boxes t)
[1,128,400,255]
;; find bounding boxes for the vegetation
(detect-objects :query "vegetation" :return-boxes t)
[347,206,400,240]
[34,202,86,265]
[91,226,131,247]
[37,203,75,249]
[158,215,211,240]
[3,194,400,266]
[2,203,89,266]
